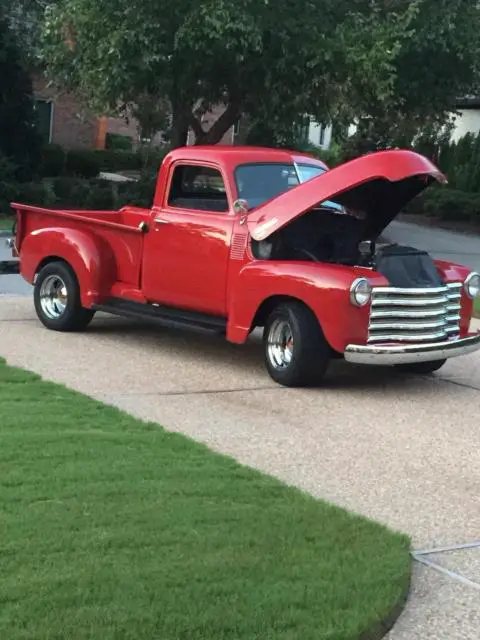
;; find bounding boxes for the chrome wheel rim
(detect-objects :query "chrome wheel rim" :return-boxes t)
[39,275,68,319]
[267,319,294,369]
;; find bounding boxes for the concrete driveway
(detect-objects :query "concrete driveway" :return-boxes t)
[0,296,479,639]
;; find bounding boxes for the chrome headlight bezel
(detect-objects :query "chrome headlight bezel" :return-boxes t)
[464,272,480,299]
[349,277,372,307]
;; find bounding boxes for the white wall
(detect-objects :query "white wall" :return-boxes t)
[307,121,332,148]
[450,109,480,142]
[307,121,356,149]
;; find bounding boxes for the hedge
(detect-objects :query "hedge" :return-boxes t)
[38,145,100,179]
[36,144,170,179]
[406,186,480,223]
[1,176,156,215]
[93,147,169,173]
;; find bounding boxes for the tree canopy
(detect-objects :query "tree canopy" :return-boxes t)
[345,0,480,152]
[40,0,419,147]
[9,0,479,150]
[0,7,41,179]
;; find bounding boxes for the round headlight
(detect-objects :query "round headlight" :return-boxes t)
[350,278,372,307]
[464,272,480,299]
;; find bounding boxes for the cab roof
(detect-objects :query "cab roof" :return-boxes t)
[164,145,328,170]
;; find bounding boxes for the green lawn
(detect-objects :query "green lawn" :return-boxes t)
[0,358,411,640]
[474,297,480,318]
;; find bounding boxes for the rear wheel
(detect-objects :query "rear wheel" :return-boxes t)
[34,261,95,331]
[263,301,330,387]
[394,359,447,375]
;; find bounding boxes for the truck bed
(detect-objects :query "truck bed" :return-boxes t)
[11,202,152,292]
[11,202,150,232]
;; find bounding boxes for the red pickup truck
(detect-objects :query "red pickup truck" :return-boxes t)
[3,145,480,387]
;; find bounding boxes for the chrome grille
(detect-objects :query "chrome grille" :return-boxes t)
[367,282,462,344]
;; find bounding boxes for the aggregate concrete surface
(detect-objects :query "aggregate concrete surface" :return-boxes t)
[0,296,479,639]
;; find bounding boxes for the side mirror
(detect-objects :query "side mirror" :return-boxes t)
[233,199,250,214]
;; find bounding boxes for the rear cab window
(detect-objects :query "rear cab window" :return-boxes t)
[168,165,229,213]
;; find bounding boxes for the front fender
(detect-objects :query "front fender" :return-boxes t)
[20,227,116,308]
[226,261,386,351]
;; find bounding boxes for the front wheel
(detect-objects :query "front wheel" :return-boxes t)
[263,301,330,387]
[394,359,447,375]
[34,260,95,331]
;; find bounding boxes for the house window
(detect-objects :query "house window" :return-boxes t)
[34,99,53,143]
[168,165,229,212]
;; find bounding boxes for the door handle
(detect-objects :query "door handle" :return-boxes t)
[154,217,170,225]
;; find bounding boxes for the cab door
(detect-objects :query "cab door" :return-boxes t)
[141,162,235,316]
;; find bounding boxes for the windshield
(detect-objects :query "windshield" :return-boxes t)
[296,163,325,182]
[234,161,344,211]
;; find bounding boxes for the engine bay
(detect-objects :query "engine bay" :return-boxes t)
[251,208,372,266]
[251,207,444,288]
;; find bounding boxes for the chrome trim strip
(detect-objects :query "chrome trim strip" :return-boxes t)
[370,308,446,319]
[372,285,450,295]
[371,296,449,307]
[345,333,480,365]
[367,330,448,343]
[368,319,448,331]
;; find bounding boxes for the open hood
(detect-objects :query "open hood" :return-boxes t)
[247,149,446,241]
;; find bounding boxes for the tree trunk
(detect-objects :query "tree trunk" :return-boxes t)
[190,100,240,146]
[170,107,190,148]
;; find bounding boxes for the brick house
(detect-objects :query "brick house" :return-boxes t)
[32,71,140,150]
[32,70,246,150]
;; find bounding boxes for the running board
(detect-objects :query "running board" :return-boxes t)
[92,298,227,335]
[0,260,20,275]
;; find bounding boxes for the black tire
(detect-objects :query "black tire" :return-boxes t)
[34,260,95,332]
[394,359,447,375]
[263,301,330,387]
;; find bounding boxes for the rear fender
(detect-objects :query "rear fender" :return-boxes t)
[20,227,116,308]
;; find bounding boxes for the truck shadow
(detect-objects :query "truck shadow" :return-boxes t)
[86,315,439,393]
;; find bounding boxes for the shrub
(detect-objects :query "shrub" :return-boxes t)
[38,146,100,179]
[301,143,342,168]
[38,144,66,178]
[116,177,156,208]
[105,132,133,151]
[436,132,480,193]
[12,181,56,208]
[0,153,17,213]
[64,150,100,179]
[407,187,480,223]
[86,183,116,210]
[93,147,169,173]
[50,177,91,207]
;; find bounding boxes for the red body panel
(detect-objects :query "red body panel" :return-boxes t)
[142,206,234,315]
[9,147,477,353]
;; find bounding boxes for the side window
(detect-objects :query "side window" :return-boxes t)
[167,165,229,212]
